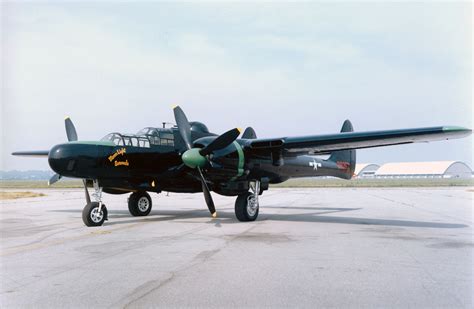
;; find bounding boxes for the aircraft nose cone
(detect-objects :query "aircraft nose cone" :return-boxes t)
[48,144,62,160]
[48,142,99,177]
[48,144,71,175]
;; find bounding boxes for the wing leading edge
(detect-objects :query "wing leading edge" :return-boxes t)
[248,126,471,155]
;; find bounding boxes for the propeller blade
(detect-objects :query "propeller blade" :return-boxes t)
[65,117,78,141]
[197,167,216,218]
[199,128,241,156]
[173,106,192,150]
[48,173,61,186]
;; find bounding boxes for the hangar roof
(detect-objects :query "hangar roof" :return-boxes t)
[375,161,468,176]
[354,163,380,175]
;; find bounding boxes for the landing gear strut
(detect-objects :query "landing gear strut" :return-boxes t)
[235,180,260,222]
[82,180,108,227]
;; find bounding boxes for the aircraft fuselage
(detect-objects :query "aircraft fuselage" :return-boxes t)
[48,137,353,196]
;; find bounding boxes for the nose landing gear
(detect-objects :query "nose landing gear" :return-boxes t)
[82,180,108,227]
[235,180,260,222]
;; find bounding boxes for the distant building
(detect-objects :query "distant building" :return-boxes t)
[374,161,472,179]
[354,163,380,178]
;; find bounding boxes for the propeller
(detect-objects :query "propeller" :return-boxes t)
[65,117,78,142]
[49,117,81,187]
[173,107,192,150]
[48,173,61,186]
[54,117,91,205]
[173,106,241,217]
[198,167,216,217]
[199,128,241,156]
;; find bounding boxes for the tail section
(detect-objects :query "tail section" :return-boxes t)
[327,120,356,179]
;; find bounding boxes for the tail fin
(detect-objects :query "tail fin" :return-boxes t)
[242,127,257,139]
[327,120,356,179]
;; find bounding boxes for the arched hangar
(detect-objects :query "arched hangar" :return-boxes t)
[374,161,472,179]
[354,163,380,178]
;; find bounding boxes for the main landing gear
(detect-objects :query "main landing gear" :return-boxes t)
[235,180,260,222]
[82,180,108,227]
[80,181,154,227]
[79,179,261,226]
[128,191,153,216]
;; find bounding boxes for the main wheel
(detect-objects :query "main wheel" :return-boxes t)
[82,202,108,227]
[235,192,259,222]
[128,191,152,216]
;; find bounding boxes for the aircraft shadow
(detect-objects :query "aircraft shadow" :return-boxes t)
[50,207,467,229]
[260,213,467,228]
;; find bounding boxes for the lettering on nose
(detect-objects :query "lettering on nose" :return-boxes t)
[108,148,129,167]
[114,160,129,166]
[108,148,126,162]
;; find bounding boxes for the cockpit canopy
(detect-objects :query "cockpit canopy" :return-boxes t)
[136,127,156,135]
[101,127,175,148]
[101,133,151,148]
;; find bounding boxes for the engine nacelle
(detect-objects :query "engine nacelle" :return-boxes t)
[193,136,246,181]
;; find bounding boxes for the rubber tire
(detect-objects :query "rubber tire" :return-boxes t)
[128,191,153,217]
[235,192,259,222]
[82,202,108,227]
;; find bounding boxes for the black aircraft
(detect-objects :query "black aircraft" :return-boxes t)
[13,106,471,226]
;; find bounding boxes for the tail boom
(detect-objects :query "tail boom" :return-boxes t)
[326,120,356,179]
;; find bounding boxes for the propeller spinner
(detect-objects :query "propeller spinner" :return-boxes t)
[48,117,78,185]
[173,106,241,218]
[48,117,81,186]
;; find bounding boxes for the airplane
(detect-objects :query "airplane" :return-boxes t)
[12,106,472,227]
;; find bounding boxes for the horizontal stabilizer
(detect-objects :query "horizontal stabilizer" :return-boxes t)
[12,150,49,157]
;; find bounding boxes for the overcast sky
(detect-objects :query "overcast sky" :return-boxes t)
[1,1,472,171]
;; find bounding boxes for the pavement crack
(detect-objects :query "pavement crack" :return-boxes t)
[116,221,259,308]
[119,274,176,309]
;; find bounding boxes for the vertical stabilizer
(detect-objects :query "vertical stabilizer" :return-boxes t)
[242,127,257,139]
[327,120,356,179]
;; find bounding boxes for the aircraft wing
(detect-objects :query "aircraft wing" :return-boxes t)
[247,126,472,155]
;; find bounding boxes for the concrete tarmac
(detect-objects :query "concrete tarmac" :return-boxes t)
[1,187,473,308]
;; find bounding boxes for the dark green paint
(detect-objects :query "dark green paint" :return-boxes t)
[12,120,471,196]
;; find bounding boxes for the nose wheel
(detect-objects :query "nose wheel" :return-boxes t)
[82,202,108,227]
[81,179,108,227]
[235,180,260,222]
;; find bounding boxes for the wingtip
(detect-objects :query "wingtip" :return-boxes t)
[212,212,217,218]
[64,116,70,120]
[172,105,179,109]
[442,126,472,134]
